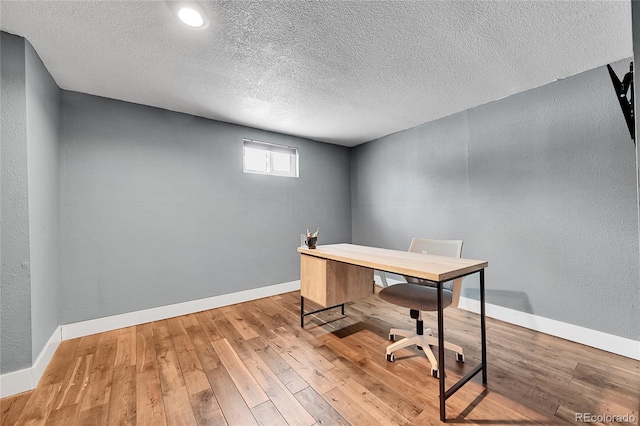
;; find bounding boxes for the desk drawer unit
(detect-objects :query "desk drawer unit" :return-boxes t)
[300,254,373,307]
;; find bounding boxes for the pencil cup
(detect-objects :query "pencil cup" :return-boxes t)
[305,236,317,249]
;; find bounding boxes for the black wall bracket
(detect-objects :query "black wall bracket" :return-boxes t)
[607,62,635,143]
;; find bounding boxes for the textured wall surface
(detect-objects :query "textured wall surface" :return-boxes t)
[25,40,61,362]
[1,32,32,373]
[352,61,640,340]
[59,92,351,324]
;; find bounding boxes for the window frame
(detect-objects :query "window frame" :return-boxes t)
[242,139,299,178]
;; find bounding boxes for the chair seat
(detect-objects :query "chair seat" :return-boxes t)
[379,283,453,311]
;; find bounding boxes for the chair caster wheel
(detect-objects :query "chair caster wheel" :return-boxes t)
[431,368,439,379]
[386,353,395,362]
[388,334,395,342]
[455,353,465,363]
[416,345,423,351]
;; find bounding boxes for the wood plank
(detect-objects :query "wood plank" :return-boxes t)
[45,403,81,425]
[40,339,81,386]
[271,326,334,373]
[136,368,167,426]
[337,376,411,426]
[211,312,255,360]
[76,404,108,426]
[189,389,226,426]
[53,353,94,410]
[166,317,210,396]
[14,383,61,425]
[205,365,258,426]
[222,305,260,340]
[571,361,640,409]
[233,302,274,336]
[488,365,560,415]
[152,320,197,426]
[251,401,288,426]
[323,336,366,364]
[531,332,640,375]
[293,387,350,426]
[1,391,33,426]
[409,409,449,425]
[252,297,287,318]
[246,336,308,394]
[135,321,168,425]
[210,338,268,408]
[329,356,423,421]
[75,334,101,357]
[161,377,195,425]
[555,404,586,425]
[99,330,120,342]
[106,365,136,425]
[248,299,290,334]
[561,378,639,421]
[265,333,336,395]
[137,323,157,374]
[241,346,316,426]
[80,339,117,411]
[114,327,137,370]
[193,311,222,342]
[182,316,222,372]
[476,381,569,425]
[322,387,384,426]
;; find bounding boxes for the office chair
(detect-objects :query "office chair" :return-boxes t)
[378,238,465,378]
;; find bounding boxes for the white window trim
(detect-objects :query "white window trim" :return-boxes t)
[243,139,299,178]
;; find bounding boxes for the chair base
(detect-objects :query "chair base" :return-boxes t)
[386,327,464,377]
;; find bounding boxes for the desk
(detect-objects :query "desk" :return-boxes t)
[297,243,488,422]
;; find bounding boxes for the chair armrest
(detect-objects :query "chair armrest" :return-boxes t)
[450,278,463,308]
[378,271,389,288]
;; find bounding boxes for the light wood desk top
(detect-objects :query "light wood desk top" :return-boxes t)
[297,243,487,282]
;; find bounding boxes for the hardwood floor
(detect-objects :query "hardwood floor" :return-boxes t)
[2,289,639,425]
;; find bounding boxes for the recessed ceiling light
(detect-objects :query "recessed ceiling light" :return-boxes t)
[168,2,209,30]
[178,7,204,28]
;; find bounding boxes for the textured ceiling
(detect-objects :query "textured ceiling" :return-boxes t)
[0,1,633,146]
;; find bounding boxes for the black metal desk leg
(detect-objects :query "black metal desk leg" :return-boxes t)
[300,296,346,327]
[437,281,446,422]
[480,269,487,384]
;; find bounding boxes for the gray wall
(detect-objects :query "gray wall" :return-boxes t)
[352,62,640,341]
[25,41,61,363]
[1,32,32,373]
[59,92,351,324]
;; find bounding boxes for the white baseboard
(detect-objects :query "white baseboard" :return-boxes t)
[457,297,640,361]
[376,273,640,360]
[61,280,301,340]
[0,326,61,398]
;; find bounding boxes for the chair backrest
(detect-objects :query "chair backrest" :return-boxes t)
[405,238,464,308]
[408,238,463,258]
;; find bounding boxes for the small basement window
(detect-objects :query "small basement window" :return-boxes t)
[243,139,299,178]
